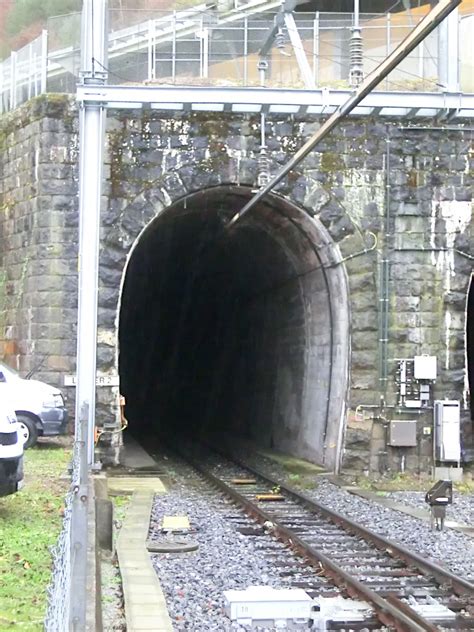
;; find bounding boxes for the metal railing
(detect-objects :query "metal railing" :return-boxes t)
[44,414,89,631]
[1,5,473,114]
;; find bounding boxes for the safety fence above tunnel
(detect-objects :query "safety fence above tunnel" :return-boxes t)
[1,1,473,114]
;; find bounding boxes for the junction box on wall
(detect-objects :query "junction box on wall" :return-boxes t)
[395,355,437,408]
[390,355,462,475]
[434,400,461,463]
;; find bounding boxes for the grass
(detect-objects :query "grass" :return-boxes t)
[0,438,71,630]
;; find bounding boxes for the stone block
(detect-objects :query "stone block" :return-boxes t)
[351,350,378,370]
[342,449,370,471]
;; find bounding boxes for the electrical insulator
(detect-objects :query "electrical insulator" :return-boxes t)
[275,28,286,50]
[349,28,364,87]
[257,148,270,188]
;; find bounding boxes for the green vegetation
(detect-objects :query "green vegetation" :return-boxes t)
[5,0,81,38]
[0,440,71,630]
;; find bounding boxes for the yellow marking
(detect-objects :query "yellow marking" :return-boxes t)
[255,494,285,502]
[231,478,257,485]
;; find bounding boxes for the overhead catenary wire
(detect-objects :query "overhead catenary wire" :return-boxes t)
[225,0,462,232]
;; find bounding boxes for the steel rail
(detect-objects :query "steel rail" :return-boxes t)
[226,455,474,599]
[186,454,439,631]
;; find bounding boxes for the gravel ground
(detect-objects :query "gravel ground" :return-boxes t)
[145,449,474,631]
[238,450,474,581]
[385,490,474,527]
[148,464,330,631]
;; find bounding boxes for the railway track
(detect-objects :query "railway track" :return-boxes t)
[172,443,474,631]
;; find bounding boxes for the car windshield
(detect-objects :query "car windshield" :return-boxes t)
[0,361,20,379]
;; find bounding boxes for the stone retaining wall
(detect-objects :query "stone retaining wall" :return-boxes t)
[1,94,472,471]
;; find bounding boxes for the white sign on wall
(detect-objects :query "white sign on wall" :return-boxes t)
[64,375,120,387]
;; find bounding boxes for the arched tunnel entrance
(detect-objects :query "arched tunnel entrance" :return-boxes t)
[118,185,349,470]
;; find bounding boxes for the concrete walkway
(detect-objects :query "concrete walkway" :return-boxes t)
[114,478,173,632]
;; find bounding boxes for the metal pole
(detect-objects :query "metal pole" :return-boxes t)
[40,29,48,95]
[28,43,32,100]
[385,13,391,90]
[438,8,459,91]
[0,60,3,114]
[172,12,176,81]
[243,16,248,86]
[284,12,315,89]
[10,52,16,110]
[202,26,209,79]
[226,0,461,231]
[69,406,89,629]
[147,19,154,81]
[76,0,108,466]
[312,12,319,85]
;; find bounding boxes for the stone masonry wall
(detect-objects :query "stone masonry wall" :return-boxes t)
[1,94,472,471]
[0,96,78,411]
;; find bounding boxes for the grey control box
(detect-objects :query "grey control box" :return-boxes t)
[389,420,417,447]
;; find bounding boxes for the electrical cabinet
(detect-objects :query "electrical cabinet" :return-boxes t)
[414,355,437,380]
[389,420,417,447]
[434,400,461,462]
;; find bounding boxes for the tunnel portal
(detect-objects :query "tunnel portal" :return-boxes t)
[118,185,349,469]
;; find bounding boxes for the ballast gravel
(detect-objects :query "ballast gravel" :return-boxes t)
[148,470,312,631]
[238,450,474,582]
[147,451,473,630]
[306,479,474,580]
[386,490,473,527]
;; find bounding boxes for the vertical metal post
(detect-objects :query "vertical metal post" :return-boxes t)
[418,39,424,82]
[385,13,391,90]
[10,52,17,110]
[438,7,459,90]
[312,12,319,85]
[147,20,155,81]
[28,43,32,99]
[76,0,108,466]
[284,13,315,89]
[172,12,177,81]
[199,17,203,77]
[202,25,209,79]
[243,16,248,86]
[40,29,48,95]
[69,406,89,629]
[0,61,3,114]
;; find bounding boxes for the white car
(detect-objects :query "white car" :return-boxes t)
[0,361,68,449]
[0,399,23,496]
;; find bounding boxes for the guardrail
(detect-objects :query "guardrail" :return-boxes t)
[1,5,472,114]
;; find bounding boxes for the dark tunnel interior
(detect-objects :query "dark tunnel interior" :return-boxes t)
[118,186,348,467]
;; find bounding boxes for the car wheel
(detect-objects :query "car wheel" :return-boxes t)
[16,414,38,449]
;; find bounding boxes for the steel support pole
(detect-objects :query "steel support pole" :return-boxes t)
[284,12,315,88]
[69,406,89,630]
[76,0,108,466]
[312,12,319,85]
[226,0,461,230]
[40,30,48,96]
[10,52,16,110]
[438,8,459,91]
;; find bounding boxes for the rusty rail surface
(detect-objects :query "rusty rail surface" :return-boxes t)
[179,444,474,631]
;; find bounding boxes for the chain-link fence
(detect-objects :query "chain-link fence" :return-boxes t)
[44,414,89,632]
[1,5,473,114]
